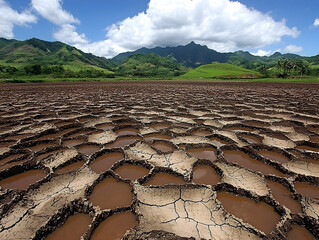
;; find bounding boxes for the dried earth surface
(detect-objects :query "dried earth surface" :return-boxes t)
[0,81,318,239]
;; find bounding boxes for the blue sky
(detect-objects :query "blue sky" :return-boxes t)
[1,0,319,58]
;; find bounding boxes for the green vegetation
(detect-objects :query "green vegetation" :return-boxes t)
[177,63,259,80]
[0,38,115,79]
[1,37,319,83]
[115,53,188,77]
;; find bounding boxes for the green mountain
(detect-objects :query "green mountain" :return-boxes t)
[115,53,188,77]
[113,41,229,68]
[179,63,259,80]
[113,42,314,72]
[0,38,115,78]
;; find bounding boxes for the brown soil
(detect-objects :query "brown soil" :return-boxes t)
[0,81,318,240]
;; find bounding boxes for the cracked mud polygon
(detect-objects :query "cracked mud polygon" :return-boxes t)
[0,81,319,239]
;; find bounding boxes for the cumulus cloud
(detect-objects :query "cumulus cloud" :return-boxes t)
[314,18,319,27]
[78,0,300,58]
[283,45,303,53]
[31,0,79,25]
[0,0,37,39]
[31,0,87,45]
[251,49,273,56]
[53,24,88,45]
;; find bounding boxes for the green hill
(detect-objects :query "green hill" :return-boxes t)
[115,53,188,77]
[178,63,259,80]
[0,38,116,79]
[113,41,229,68]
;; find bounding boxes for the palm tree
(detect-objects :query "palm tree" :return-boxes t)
[277,60,282,73]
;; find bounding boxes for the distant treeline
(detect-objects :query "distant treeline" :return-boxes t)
[0,64,115,78]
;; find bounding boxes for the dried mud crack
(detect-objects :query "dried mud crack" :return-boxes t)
[0,81,318,239]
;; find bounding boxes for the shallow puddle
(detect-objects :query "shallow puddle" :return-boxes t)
[151,123,171,130]
[217,192,280,234]
[223,126,253,132]
[187,148,217,162]
[151,142,175,153]
[0,170,47,190]
[56,161,84,174]
[286,225,314,240]
[223,150,286,177]
[114,164,149,181]
[296,145,319,152]
[89,177,133,210]
[191,130,211,137]
[67,130,93,138]
[90,152,124,173]
[4,134,33,141]
[63,139,86,148]
[143,133,172,141]
[0,141,15,148]
[0,154,24,165]
[267,180,301,214]
[192,165,220,186]
[77,145,101,156]
[115,128,139,136]
[28,143,56,152]
[238,134,262,144]
[45,213,92,240]
[97,123,114,131]
[143,173,186,186]
[294,182,319,199]
[243,120,270,128]
[37,132,61,141]
[288,151,319,165]
[0,158,30,171]
[258,150,290,164]
[91,212,137,240]
[106,136,142,148]
[310,135,319,144]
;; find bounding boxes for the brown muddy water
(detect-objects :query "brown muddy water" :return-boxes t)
[91,212,137,240]
[114,164,150,181]
[77,145,101,156]
[223,150,286,177]
[267,180,302,214]
[89,177,133,210]
[258,150,290,164]
[286,225,314,240]
[90,152,124,173]
[293,182,319,199]
[187,147,217,161]
[151,141,176,153]
[45,213,92,240]
[217,192,281,234]
[192,165,221,186]
[143,133,173,141]
[0,170,47,190]
[144,172,186,186]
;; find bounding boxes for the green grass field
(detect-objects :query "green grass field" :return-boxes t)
[176,63,258,80]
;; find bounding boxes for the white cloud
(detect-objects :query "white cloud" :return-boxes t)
[314,18,319,27]
[78,0,300,58]
[53,24,88,45]
[251,49,273,56]
[31,0,79,25]
[31,0,86,45]
[0,0,37,39]
[282,45,303,53]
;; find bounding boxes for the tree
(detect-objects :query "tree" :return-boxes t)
[296,61,309,78]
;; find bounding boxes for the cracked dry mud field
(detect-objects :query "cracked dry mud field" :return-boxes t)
[0,81,319,240]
